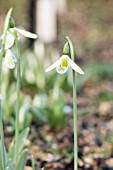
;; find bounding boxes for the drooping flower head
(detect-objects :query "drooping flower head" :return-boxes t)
[45,40,84,75]
[9,17,37,40]
[45,55,84,75]
[4,31,15,49]
[1,17,38,50]
[3,49,17,69]
[0,31,15,49]
[1,16,38,69]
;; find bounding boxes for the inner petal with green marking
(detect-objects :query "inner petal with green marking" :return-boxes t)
[61,56,69,68]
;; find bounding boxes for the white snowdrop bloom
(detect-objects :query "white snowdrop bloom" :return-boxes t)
[45,55,84,74]
[5,31,15,49]
[9,27,37,39]
[0,31,15,49]
[4,49,17,69]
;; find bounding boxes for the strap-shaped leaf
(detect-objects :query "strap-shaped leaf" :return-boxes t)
[8,127,29,160]
[15,149,28,170]
[0,140,14,170]
[0,147,2,169]
[2,8,13,47]
[18,127,29,154]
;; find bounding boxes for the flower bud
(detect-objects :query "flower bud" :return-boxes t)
[9,17,15,28]
[63,42,70,55]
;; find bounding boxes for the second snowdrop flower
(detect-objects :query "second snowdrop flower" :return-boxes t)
[9,17,37,39]
[5,31,15,49]
[45,55,84,75]
[0,31,15,49]
[4,49,16,69]
[11,27,38,39]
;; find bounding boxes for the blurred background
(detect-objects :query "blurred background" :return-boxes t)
[0,0,113,169]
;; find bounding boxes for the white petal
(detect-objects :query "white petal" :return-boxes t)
[45,58,62,72]
[56,65,69,74]
[4,50,15,69]
[5,31,15,49]
[69,58,84,74]
[15,27,37,39]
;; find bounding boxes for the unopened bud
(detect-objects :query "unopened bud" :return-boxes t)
[9,17,15,28]
[63,42,70,55]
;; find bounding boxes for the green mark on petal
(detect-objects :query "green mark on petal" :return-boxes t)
[61,56,69,68]
[56,66,68,74]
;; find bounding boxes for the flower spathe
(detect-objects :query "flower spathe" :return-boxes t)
[4,49,17,69]
[9,27,37,39]
[45,55,84,74]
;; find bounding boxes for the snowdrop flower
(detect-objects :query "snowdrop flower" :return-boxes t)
[5,31,15,49]
[45,55,84,74]
[0,31,15,49]
[9,27,37,39]
[4,49,17,69]
[9,17,37,39]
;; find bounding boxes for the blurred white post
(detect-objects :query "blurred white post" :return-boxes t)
[36,0,57,43]
[57,0,67,15]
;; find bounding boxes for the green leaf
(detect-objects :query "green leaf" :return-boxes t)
[2,8,13,46]
[0,141,14,170]
[5,158,14,170]
[15,149,28,170]
[31,155,35,170]
[18,127,29,154]
[8,127,29,161]
[0,148,2,169]
[29,107,48,123]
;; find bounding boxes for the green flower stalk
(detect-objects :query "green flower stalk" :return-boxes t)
[66,36,78,170]
[0,54,5,170]
[45,36,84,170]
[6,15,37,167]
[14,34,37,169]
[0,8,13,170]
[0,8,37,169]
[15,38,21,166]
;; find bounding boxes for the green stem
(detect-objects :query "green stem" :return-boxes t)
[66,36,78,170]
[15,39,21,167]
[0,52,5,170]
[0,8,13,170]
[31,155,35,170]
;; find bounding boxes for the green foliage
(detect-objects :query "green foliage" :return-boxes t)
[8,128,29,160]
[2,47,113,131]
[2,8,13,46]
[0,141,14,170]
[98,91,113,101]
[76,63,113,92]
[31,155,35,170]
[15,149,28,170]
